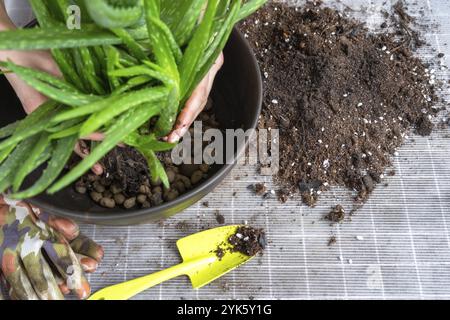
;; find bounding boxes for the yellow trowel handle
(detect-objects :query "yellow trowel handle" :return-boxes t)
[89,256,216,300]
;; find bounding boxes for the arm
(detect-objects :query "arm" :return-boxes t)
[1,1,222,143]
[0,2,61,114]
[0,0,14,30]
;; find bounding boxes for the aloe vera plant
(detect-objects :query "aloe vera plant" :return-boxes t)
[0,0,267,199]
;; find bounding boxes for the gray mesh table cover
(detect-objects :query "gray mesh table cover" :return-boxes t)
[3,0,450,300]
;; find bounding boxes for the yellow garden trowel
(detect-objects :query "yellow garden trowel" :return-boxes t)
[89,225,258,300]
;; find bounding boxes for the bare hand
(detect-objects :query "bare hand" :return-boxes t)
[1,3,224,160]
[166,53,224,143]
[0,11,103,175]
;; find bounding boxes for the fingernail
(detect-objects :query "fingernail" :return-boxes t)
[92,164,103,175]
[170,126,190,143]
[168,132,181,144]
[77,282,91,300]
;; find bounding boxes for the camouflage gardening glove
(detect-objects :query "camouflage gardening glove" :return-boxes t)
[0,195,104,300]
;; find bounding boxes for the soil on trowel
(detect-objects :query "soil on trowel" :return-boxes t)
[214,226,267,260]
[228,226,267,257]
[240,1,445,206]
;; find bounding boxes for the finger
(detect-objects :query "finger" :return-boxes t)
[166,53,224,143]
[54,273,71,295]
[74,141,104,176]
[34,209,80,242]
[81,133,126,147]
[167,77,209,143]
[1,250,39,300]
[83,133,105,141]
[21,252,64,300]
[58,283,70,295]
[76,254,98,273]
[205,52,224,93]
[70,234,104,262]
[47,216,80,241]
[42,238,90,299]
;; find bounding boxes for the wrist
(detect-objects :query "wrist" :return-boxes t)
[0,3,15,31]
[0,20,14,31]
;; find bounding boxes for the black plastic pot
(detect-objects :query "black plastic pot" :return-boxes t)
[0,29,262,225]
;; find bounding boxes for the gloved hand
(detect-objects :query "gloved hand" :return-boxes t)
[0,195,104,300]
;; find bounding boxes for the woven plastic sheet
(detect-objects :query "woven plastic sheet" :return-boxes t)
[4,0,450,300]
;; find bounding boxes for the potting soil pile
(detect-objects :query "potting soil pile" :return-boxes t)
[240,1,448,206]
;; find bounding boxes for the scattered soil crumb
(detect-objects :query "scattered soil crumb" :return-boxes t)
[215,210,225,225]
[114,237,125,246]
[175,221,190,231]
[327,205,346,223]
[251,183,267,196]
[277,189,289,203]
[301,191,318,207]
[219,282,231,292]
[328,236,337,246]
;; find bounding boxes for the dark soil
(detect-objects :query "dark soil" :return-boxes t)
[215,210,225,224]
[250,183,267,196]
[215,247,225,260]
[327,205,346,223]
[240,1,443,205]
[328,236,337,246]
[228,226,267,257]
[102,147,149,196]
[176,221,191,231]
[391,1,425,50]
